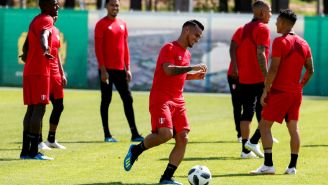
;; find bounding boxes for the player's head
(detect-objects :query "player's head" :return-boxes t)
[106,0,120,18]
[181,20,204,48]
[276,9,297,34]
[39,0,59,17]
[252,0,271,23]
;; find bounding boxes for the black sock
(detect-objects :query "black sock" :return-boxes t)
[131,128,140,139]
[288,154,298,168]
[131,141,146,157]
[250,129,261,144]
[264,152,273,166]
[47,131,56,143]
[20,131,30,157]
[242,139,250,153]
[161,163,177,180]
[39,133,43,143]
[28,133,40,157]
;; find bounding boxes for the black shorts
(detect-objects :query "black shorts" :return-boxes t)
[239,82,264,121]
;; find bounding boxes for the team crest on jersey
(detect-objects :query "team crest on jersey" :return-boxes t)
[178,56,182,61]
[108,26,113,30]
[41,95,47,101]
[120,25,124,30]
[159,118,165,124]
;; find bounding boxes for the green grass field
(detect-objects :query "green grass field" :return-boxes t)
[0,88,327,185]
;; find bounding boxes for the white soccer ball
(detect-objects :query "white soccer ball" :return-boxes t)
[188,165,212,185]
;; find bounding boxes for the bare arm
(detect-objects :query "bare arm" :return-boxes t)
[20,37,29,62]
[300,57,314,88]
[257,45,268,77]
[186,71,206,80]
[229,40,238,78]
[58,54,67,86]
[261,57,281,106]
[41,30,54,59]
[162,63,207,76]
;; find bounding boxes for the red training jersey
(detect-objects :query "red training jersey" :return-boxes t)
[227,26,243,76]
[49,26,61,77]
[149,41,191,106]
[237,20,270,84]
[24,14,54,76]
[271,34,312,93]
[94,17,130,70]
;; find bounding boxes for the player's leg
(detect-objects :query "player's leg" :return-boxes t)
[285,120,299,174]
[227,76,242,141]
[113,70,142,141]
[20,105,34,159]
[99,69,115,141]
[46,95,65,149]
[250,118,275,174]
[239,84,256,157]
[159,130,188,185]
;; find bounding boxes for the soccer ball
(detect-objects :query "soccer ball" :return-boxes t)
[188,165,212,185]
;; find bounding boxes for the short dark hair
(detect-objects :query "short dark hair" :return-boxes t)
[106,0,119,4]
[252,0,269,10]
[39,0,56,7]
[183,20,204,31]
[279,9,297,25]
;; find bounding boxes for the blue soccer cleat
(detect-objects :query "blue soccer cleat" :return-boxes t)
[159,178,182,185]
[31,153,54,160]
[124,144,137,171]
[19,155,30,160]
[131,135,144,142]
[104,137,118,142]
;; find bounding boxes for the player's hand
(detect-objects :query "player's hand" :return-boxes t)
[231,66,238,79]
[261,91,268,106]
[194,71,206,80]
[126,70,132,82]
[62,75,67,86]
[192,64,207,73]
[100,69,109,84]
[19,53,27,63]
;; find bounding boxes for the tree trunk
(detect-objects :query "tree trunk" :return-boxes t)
[219,0,228,12]
[271,0,289,13]
[64,0,75,9]
[130,0,142,10]
[239,0,252,13]
[145,0,152,11]
[324,0,328,14]
[175,0,189,12]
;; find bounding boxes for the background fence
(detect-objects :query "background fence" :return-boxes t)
[0,9,325,95]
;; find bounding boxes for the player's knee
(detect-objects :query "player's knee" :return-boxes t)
[122,94,133,104]
[241,112,254,121]
[176,132,188,146]
[158,129,173,142]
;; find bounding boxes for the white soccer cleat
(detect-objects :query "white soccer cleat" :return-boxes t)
[45,140,66,149]
[238,137,242,143]
[245,140,264,158]
[284,167,297,175]
[250,165,275,175]
[241,151,258,159]
[38,142,52,150]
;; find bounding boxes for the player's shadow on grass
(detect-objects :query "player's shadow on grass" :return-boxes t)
[303,144,328,148]
[0,148,21,151]
[59,141,104,144]
[160,156,241,161]
[167,140,237,145]
[0,158,21,161]
[177,173,285,178]
[79,182,158,185]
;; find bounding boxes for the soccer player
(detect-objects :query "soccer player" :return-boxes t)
[38,15,67,150]
[94,0,143,142]
[236,0,272,158]
[251,9,314,175]
[228,26,243,142]
[123,20,207,185]
[20,0,59,160]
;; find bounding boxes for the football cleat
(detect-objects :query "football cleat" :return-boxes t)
[31,153,54,160]
[124,144,137,171]
[38,142,52,150]
[250,165,275,175]
[241,151,258,159]
[45,140,66,149]
[284,167,297,175]
[159,178,182,185]
[245,140,264,158]
[104,137,118,142]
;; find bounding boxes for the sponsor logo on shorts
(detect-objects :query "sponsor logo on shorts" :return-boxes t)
[159,118,165,124]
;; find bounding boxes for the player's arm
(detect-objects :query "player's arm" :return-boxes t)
[162,63,207,76]
[94,24,109,84]
[257,45,268,77]
[41,29,54,60]
[261,57,281,106]
[58,53,67,86]
[19,36,29,63]
[300,57,314,88]
[229,40,238,79]
[186,71,206,80]
[124,30,132,82]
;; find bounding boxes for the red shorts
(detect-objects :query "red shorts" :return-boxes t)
[50,75,64,99]
[23,75,50,105]
[149,101,190,133]
[262,89,302,123]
